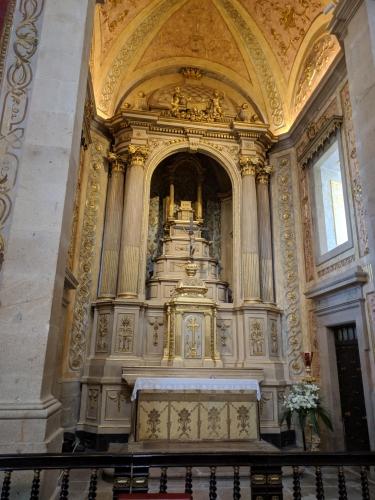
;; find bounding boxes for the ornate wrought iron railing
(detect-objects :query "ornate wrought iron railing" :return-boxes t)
[0,451,374,499]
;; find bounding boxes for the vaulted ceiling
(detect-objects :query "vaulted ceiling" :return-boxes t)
[92,0,340,133]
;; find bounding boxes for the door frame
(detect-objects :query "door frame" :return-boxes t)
[306,269,375,451]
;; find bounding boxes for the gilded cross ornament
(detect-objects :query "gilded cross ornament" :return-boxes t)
[187,316,199,358]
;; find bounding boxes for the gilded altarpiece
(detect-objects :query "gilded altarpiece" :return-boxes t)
[75,92,290,441]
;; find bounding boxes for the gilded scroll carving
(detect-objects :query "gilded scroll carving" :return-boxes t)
[69,140,107,370]
[341,83,369,256]
[294,34,340,113]
[0,0,45,272]
[99,0,180,113]
[218,0,285,128]
[277,156,303,376]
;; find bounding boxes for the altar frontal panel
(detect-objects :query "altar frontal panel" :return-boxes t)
[136,390,259,441]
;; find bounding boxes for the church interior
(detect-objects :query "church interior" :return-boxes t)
[1,0,375,489]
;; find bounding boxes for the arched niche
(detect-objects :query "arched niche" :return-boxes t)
[145,152,234,303]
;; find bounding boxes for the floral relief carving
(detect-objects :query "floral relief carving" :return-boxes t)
[341,82,369,257]
[294,34,340,113]
[98,0,151,58]
[99,0,180,113]
[96,313,109,353]
[270,320,279,355]
[148,316,164,347]
[219,0,285,128]
[116,313,135,353]
[0,0,45,272]
[299,166,315,282]
[239,0,323,75]
[107,390,127,413]
[277,156,303,376]
[137,0,250,81]
[249,319,264,356]
[69,140,108,370]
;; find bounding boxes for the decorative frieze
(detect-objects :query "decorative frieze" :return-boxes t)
[70,139,108,370]
[277,156,303,376]
[317,254,355,278]
[341,82,369,256]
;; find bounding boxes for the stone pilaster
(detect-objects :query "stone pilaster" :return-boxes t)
[0,0,96,455]
[330,0,375,450]
[117,145,149,298]
[257,165,275,303]
[99,153,125,298]
[240,156,260,302]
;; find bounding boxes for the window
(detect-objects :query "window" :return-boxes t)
[311,137,351,261]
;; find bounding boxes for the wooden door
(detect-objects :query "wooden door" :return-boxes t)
[334,324,370,451]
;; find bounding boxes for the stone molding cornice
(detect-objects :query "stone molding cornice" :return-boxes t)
[329,0,364,42]
[297,115,343,168]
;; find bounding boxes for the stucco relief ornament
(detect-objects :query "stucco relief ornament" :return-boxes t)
[164,87,225,122]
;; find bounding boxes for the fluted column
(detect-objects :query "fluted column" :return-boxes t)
[168,176,175,220]
[99,153,125,298]
[257,165,275,303]
[117,145,149,298]
[240,156,260,302]
[196,176,203,221]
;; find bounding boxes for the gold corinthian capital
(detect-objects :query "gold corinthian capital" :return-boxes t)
[256,164,274,184]
[125,144,150,168]
[239,155,260,177]
[107,151,125,173]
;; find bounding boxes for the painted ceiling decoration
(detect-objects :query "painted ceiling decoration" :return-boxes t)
[92,0,341,133]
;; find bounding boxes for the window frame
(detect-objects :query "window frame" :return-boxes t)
[309,128,353,264]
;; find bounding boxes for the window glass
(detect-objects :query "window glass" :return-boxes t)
[313,140,349,255]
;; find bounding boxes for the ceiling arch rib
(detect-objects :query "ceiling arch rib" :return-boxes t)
[97,0,187,116]
[93,0,341,133]
[216,0,287,131]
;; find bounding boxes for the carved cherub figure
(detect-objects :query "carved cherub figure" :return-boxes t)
[210,89,223,118]
[171,87,186,116]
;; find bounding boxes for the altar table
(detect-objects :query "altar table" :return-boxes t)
[131,377,261,400]
[131,378,261,442]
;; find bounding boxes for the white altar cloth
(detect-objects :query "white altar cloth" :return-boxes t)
[131,377,261,401]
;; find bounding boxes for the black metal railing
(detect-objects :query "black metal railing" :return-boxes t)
[0,451,374,499]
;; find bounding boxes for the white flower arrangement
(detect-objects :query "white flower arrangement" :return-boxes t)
[280,380,333,451]
[283,382,320,412]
